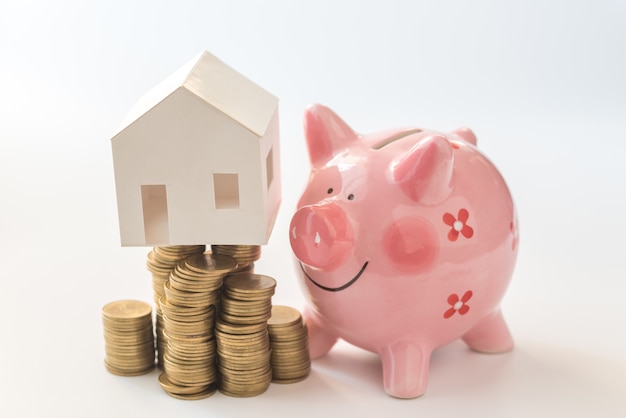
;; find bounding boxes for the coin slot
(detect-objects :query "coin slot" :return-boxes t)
[372,129,423,150]
[213,173,240,209]
[141,184,169,245]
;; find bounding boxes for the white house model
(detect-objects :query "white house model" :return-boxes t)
[111,51,281,246]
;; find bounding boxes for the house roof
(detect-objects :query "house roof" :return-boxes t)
[112,51,278,140]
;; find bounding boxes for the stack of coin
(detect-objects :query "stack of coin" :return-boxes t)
[146,245,206,366]
[159,303,218,400]
[267,305,311,383]
[158,253,237,400]
[211,245,260,273]
[102,300,155,376]
[215,320,272,397]
[216,273,276,397]
[146,246,207,305]
[166,253,238,309]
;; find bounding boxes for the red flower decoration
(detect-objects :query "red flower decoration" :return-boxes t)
[444,291,473,319]
[443,209,474,241]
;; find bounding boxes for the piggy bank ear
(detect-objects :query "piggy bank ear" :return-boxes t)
[304,104,359,166]
[392,135,454,204]
[451,127,477,145]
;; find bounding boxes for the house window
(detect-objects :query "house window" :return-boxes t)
[266,147,274,190]
[213,173,240,209]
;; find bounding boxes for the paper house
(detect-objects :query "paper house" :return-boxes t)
[111,51,281,246]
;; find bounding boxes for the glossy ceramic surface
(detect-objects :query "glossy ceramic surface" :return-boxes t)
[289,104,518,398]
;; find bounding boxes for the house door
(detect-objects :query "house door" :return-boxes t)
[141,184,169,245]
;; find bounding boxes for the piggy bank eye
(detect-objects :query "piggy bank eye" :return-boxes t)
[347,194,355,200]
[327,188,334,194]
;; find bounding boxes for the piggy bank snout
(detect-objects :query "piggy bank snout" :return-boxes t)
[290,203,353,270]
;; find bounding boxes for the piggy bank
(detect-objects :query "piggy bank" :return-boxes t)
[289,104,518,398]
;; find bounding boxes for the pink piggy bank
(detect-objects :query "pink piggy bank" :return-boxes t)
[289,104,518,398]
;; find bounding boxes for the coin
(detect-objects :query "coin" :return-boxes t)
[165,386,217,400]
[102,300,152,321]
[158,373,217,400]
[158,372,207,395]
[211,245,261,266]
[219,378,270,397]
[184,253,237,275]
[215,318,268,335]
[219,311,271,325]
[223,274,276,296]
[267,305,302,328]
[104,360,155,377]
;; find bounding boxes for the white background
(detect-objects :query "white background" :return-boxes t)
[1,1,625,417]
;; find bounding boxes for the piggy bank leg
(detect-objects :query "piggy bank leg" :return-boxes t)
[303,305,339,359]
[379,341,432,399]
[462,309,514,353]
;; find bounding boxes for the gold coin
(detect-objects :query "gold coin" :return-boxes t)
[228,263,255,274]
[164,361,216,377]
[105,359,155,371]
[272,374,310,384]
[216,344,270,357]
[167,352,216,365]
[166,348,216,362]
[105,341,155,353]
[219,379,270,397]
[104,359,155,376]
[163,313,213,326]
[102,300,152,321]
[218,361,269,373]
[219,362,271,374]
[163,313,214,326]
[217,352,270,367]
[271,356,311,368]
[267,305,303,328]
[215,329,268,342]
[270,358,311,370]
[223,274,276,294]
[158,372,210,395]
[167,337,216,351]
[221,297,272,310]
[162,330,213,344]
[220,371,272,385]
[217,344,270,356]
[153,246,205,262]
[160,298,214,317]
[211,244,261,260]
[166,371,217,387]
[219,311,271,325]
[268,334,308,344]
[184,253,237,274]
[103,324,153,341]
[221,292,273,304]
[163,385,217,400]
[169,274,222,292]
[271,347,309,359]
[163,365,216,380]
[215,319,268,335]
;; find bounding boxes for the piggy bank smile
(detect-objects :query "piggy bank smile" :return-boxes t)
[299,261,369,292]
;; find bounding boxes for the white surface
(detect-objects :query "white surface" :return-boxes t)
[1,1,625,417]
